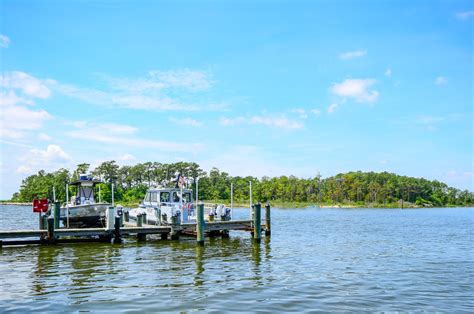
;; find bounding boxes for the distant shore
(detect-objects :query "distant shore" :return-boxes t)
[1,200,471,209]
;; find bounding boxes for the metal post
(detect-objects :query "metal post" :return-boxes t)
[113,216,122,244]
[197,203,205,246]
[98,184,101,203]
[54,202,60,229]
[53,186,56,202]
[249,181,252,209]
[231,182,233,209]
[66,183,69,228]
[265,203,271,236]
[111,183,114,207]
[253,203,261,243]
[196,177,199,205]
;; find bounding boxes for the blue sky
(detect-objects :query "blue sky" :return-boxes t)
[0,0,473,199]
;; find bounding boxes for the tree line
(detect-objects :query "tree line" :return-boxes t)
[10,161,474,207]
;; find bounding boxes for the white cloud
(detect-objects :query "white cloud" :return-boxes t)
[339,50,367,60]
[1,71,51,99]
[0,34,10,48]
[16,165,32,174]
[416,115,444,131]
[435,76,448,86]
[147,69,213,92]
[416,116,444,125]
[15,145,73,176]
[0,91,34,106]
[66,121,202,153]
[311,109,321,116]
[0,105,53,139]
[330,78,379,103]
[290,108,308,119]
[30,144,72,162]
[48,74,222,112]
[327,103,339,114]
[169,117,203,127]
[119,153,136,161]
[101,123,138,134]
[38,133,52,141]
[220,114,303,130]
[385,69,392,77]
[456,11,474,20]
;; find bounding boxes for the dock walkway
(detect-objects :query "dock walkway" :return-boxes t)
[0,203,270,247]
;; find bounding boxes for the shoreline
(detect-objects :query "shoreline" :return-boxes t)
[2,201,472,209]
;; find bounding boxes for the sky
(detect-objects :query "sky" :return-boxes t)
[0,0,473,199]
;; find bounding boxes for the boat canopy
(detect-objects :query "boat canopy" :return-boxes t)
[143,188,193,206]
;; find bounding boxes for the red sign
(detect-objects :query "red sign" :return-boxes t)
[33,199,49,213]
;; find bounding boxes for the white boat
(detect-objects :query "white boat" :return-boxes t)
[60,175,111,228]
[128,187,232,225]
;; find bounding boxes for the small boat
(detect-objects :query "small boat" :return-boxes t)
[128,186,232,225]
[60,175,111,228]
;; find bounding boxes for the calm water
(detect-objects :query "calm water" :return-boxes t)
[0,205,473,312]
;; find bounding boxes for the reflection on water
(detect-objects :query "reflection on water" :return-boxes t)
[1,206,473,312]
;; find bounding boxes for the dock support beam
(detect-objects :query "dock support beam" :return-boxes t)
[54,202,60,229]
[196,203,205,246]
[124,211,129,222]
[170,215,180,240]
[113,216,122,244]
[253,203,261,243]
[47,216,56,244]
[265,203,271,236]
[137,214,143,227]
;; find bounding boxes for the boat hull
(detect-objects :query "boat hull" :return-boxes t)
[60,203,110,228]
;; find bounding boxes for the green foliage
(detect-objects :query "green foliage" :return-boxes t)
[11,163,474,207]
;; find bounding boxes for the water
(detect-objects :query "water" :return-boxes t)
[0,205,473,312]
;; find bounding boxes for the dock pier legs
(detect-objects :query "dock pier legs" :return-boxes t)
[113,216,122,244]
[253,203,261,243]
[196,204,205,246]
[47,216,56,244]
[265,203,271,236]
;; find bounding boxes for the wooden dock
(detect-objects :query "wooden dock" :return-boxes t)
[0,203,271,247]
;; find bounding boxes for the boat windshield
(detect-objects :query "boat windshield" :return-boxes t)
[171,191,192,203]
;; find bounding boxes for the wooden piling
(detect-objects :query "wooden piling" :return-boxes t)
[137,214,143,227]
[137,232,146,242]
[155,208,161,225]
[124,211,129,222]
[253,203,261,243]
[196,203,205,246]
[47,216,56,244]
[265,203,271,236]
[170,215,180,240]
[54,202,60,229]
[143,212,147,225]
[113,216,122,244]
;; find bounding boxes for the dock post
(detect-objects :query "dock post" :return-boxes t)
[54,202,60,229]
[137,214,143,227]
[113,216,122,244]
[170,215,180,240]
[124,211,129,222]
[197,203,205,246]
[106,207,115,230]
[143,212,147,225]
[47,216,56,244]
[253,203,261,243]
[155,207,161,226]
[265,203,271,236]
